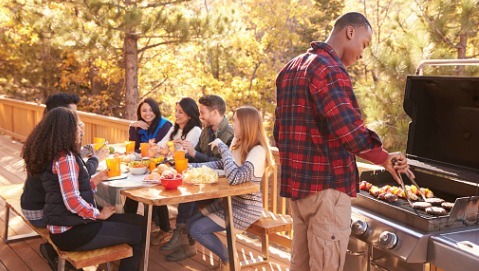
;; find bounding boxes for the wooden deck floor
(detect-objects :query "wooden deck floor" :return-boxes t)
[0,134,291,271]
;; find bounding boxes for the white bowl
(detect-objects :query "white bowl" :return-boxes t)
[129,166,148,175]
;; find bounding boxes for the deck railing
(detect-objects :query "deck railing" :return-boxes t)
[0,97,131,144]
[0,96,381,249]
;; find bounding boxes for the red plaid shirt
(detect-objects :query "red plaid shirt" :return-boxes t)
[48,152,99,234]
[274,42,388,200]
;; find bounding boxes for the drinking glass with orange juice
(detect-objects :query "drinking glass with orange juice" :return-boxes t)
[106,157,121,177]
[140,142,150,157]
[173,150,186,160]
[93,137,106,151]
[125,141,135,154]
[175,158,188,173]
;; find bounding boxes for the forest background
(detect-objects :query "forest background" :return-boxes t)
[1,0,478,152]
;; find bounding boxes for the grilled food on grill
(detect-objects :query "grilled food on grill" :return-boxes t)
[425,206,447,216]
[441,202,454,210]
[359,180,373,191]
[360,181,441,206]
[425,198,445,206]
[377,192,398,203]
[369,186,381,197]
[407,190,419,201]
[384,193,399,203]
[412,202,432,210]
[420,187,435,198]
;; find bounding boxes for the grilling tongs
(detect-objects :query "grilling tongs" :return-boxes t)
[391,158,427,202]
[392,158,414,208]
[406,172,428,202]
[391,158,427,203]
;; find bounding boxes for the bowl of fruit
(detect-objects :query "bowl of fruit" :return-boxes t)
[128,161,148,175]
[160,169,182,190]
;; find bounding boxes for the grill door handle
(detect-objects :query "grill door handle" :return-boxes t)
[346,249,366,256]
[370,261,391,271]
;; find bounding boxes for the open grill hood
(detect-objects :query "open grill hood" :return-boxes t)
[403,76,479,182]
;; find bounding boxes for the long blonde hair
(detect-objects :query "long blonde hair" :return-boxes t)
[230,106,275,172]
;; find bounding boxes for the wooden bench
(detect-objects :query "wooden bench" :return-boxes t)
[241,167,293,268]
[1,184,133,271]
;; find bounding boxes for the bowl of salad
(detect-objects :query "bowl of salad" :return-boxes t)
[128,161,148,175]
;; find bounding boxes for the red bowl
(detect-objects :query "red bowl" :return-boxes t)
[161,175,183,190]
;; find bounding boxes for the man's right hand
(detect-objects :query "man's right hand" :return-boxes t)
[382,152,415,185]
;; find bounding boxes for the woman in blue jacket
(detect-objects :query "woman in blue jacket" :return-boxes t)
[125,97,173,245]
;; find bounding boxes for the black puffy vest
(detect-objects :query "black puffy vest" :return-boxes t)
[42,153,98,226]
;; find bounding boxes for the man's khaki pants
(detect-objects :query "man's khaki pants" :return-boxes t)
[290,189,351,271]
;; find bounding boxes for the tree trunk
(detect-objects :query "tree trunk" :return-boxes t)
[124,32,139,120]
[456,33,467,76]
[89,59,101,95]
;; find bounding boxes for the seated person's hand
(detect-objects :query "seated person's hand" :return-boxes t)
[208,138,223,151]
[80,144,94,158]
[156,145,169,156]
[97,206,116,220]
[92,169,109,186]
[130,120,149,130]
[182,140,196,156]
[94,146,109,162]
[147,139,159,157]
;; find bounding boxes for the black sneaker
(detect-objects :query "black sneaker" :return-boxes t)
[40,243,58,271]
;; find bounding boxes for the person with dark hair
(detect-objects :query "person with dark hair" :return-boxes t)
[44,92,81,114]
[128,97,173,151]
[182,94,234,162]
[274,12,414,271]
[152,97,203,249]
[161,94,234,262]
[125,97,173,245]
[157,97,202,149]
[22,92,106,226]
[21,92,108,270]
[22,107,145,271]
[149,97,202,246]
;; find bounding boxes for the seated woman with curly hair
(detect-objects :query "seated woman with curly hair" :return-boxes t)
[22,107,145,271]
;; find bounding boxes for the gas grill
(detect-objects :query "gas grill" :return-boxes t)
[345,60,479,271]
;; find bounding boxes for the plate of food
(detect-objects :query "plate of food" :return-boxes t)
[142,179,161,185]
[141,172,162,185]
[183,166,219,185]
[106,179,143,188]
[106,173,128,181]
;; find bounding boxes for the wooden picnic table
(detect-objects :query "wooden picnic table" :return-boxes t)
[121,177,260,271]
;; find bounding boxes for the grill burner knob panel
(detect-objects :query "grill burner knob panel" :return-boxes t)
[379,231,398,249]
[351,220,368,236]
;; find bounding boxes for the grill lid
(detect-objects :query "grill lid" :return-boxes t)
[403,75,479,181]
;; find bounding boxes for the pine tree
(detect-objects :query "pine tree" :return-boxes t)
[415,0,479,75]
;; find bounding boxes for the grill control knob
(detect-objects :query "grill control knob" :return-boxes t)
[351,220,368,236]
[379,231,398,249]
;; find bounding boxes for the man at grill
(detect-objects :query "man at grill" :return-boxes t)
[274,12,414,271]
